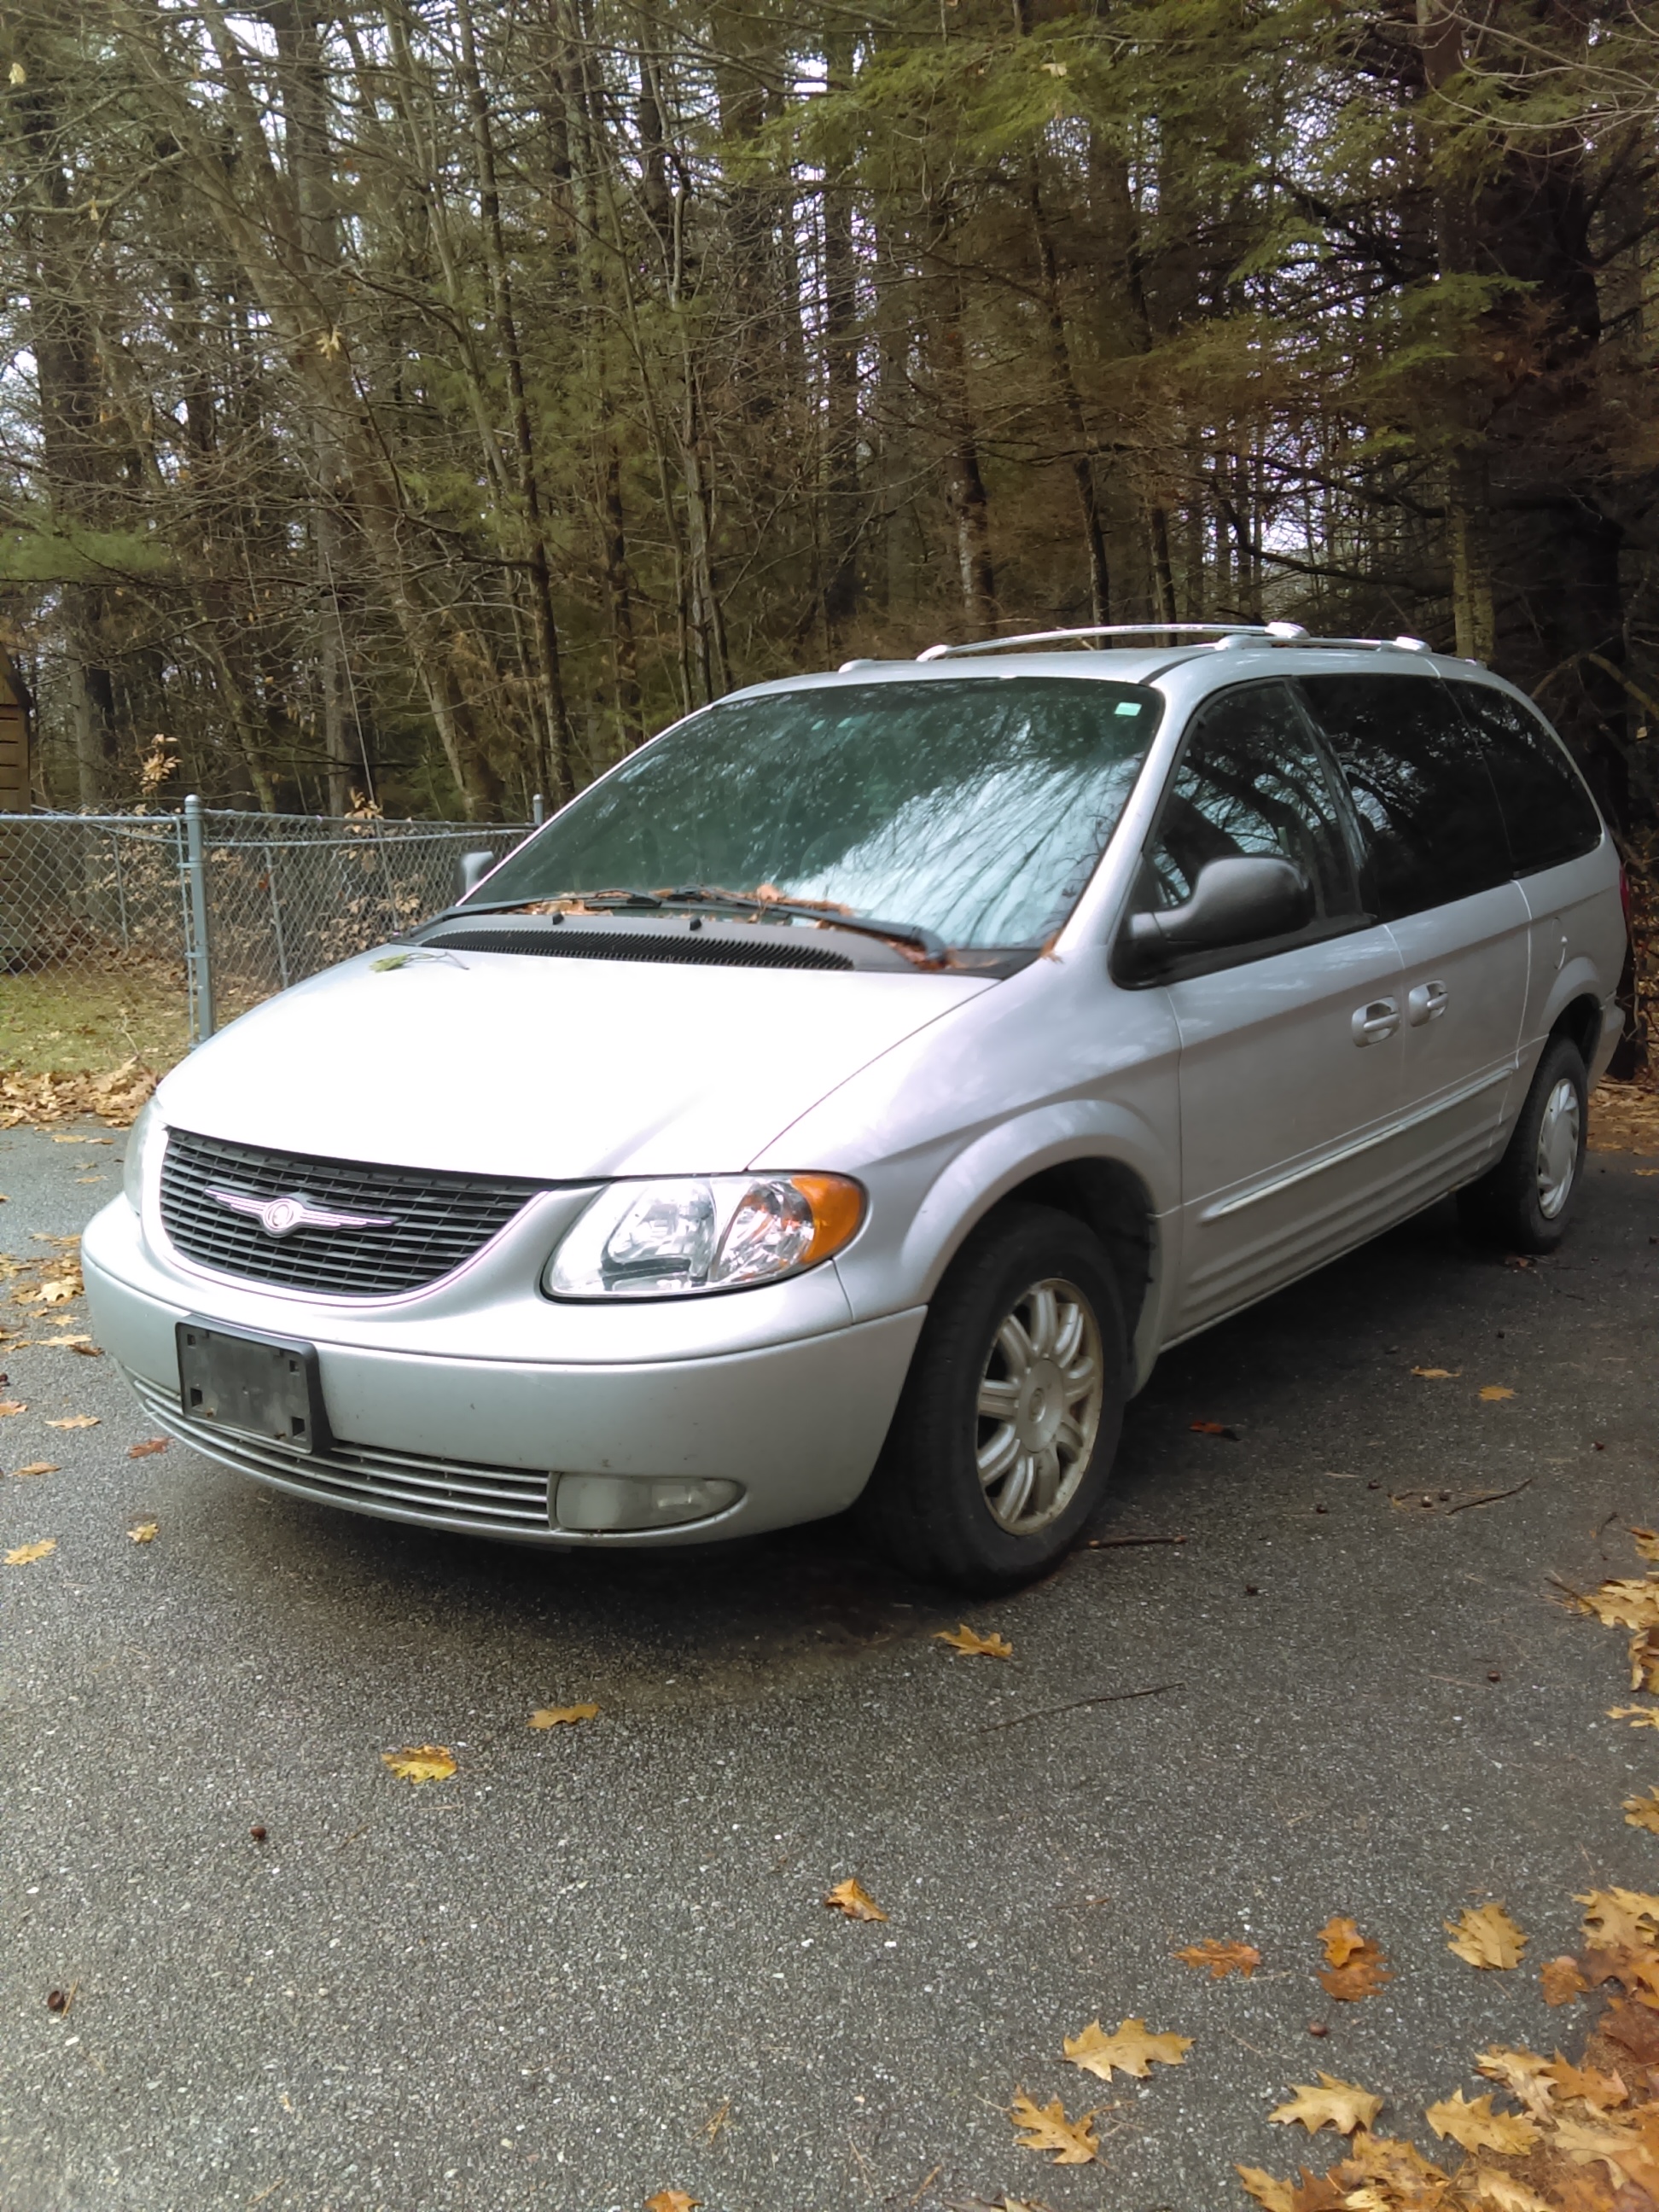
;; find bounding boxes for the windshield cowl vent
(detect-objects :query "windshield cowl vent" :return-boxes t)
[422,926,856,973]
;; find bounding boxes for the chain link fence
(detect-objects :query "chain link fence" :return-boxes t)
[0,805,533,1080]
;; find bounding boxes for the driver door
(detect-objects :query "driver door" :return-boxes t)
[1130,681,1406,1336]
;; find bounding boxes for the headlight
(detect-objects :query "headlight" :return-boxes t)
[544,1173,864,1300]
[123,1097,162,1211]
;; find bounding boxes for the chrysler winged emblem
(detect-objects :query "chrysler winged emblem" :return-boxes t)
[207,1187,396,1238]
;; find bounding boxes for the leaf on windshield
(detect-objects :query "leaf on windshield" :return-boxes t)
[381,1744,456,1784]
[1446,1902,1528,1969]
[935,1623,1012,1658]
[1175,1937,1261,1979]
[823,1877,887,1922]
[1062,2016,1191,2080]
[1007,2090,1097,2164]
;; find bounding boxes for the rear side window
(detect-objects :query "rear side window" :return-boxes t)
[1144,681,1360,922]
[1296,674,1511,920]
[1447,682,1602,875]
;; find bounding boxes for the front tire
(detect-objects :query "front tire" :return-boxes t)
[859,1202,1127,1592]
[1457,1033,1588,1254]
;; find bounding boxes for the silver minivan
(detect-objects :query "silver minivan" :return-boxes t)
[84,624,1627,1591]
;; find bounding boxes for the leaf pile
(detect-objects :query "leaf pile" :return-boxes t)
[0,1060,157,1130]
[1316,1916,1394,2000]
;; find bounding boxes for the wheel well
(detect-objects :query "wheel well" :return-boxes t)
[1551,993,1603,1068]
[1000,1159,1153,1340]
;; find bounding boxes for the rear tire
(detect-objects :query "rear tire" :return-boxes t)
[859,1202,1127,1593]
[1457,1033,1587,1254]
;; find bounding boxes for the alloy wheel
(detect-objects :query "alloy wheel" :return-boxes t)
[1535,1075,1581,1220]
[974,1277,1103,1535]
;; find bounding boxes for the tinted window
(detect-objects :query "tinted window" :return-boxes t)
[1448,682,1603,875]
[1144,682,1359,923]
[1296,674,1511,919]
[474,678,1159,950]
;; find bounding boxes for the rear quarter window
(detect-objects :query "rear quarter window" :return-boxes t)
[1447,681,1603,876]
[1296,672,1512,920]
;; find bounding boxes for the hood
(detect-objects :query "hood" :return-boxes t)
[155,948,992,1180]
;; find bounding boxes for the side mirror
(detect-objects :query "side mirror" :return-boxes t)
[1124,855,1313,974]
[457,849,496,900]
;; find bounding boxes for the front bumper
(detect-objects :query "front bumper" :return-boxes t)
[82,1199,924,1548]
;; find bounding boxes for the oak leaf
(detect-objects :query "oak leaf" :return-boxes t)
[5,1538,55,1563]
[644,2193,700,2211]
[1235,2170,1346,2212]
[1190,1419,1238,1437]
[1570,1578,1659,1633]
[823,1878,886,1922]
[1579,1889,1659,1954]
[1622,1787,1659,1834]
[1236,2169,1295,2212]
[1411,1366,1461,1378]
[1468,2177,1552,2212]
[1633,1528,1659,1563]
[1551,2112,1645,2191]
[46,1415,97,1430]
[934,1622,1013,1657]
[0,1400,24,1415]
[128,1522,158,1544]
[1544,2056,1627,2110]
[1446,1902,1528,1969]
[1478,1385,1516,1401]
[1268,2073,1383,2135]
[1425,2089,1539,2157]
[10,1458,59,1478]
[1177,1937,1261,1979]
[1007,2089,1097,2165]
[529,1703,598,1728]
[1608,1706,1659,1728]
[1476,2046,1556,2121]
[1541,1955,1591,2005]
[1062,2016,1192,2081]
[1334,2131,1451,2199]
[380,1744,456,1784]
[127,1438,167,1458]
[1315,1918,1392,2000]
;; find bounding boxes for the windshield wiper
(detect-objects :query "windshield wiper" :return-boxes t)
[657,887,950,965]
[430,887,665,924]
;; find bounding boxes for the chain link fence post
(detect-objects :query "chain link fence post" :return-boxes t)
[183,794,215,1046]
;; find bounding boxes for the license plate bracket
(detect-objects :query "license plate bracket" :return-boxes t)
[176,1319,329,1453]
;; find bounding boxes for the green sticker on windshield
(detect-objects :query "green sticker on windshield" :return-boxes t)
[1115,701,1142,715]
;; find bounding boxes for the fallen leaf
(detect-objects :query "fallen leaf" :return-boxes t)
[1599,1997,1659,2064]
[1446,1902,1528,1969]
[644,2193,701,2212]
[1411,1366,1462,1378]
[1569,1579,1659,1634]
[1425,2088,1540,2157]
[1544,2056,1627,2110]
[1541,1955,1590,2005]
[1335,2132,1452,2200]
[1469,2177,1553,2212]
[1176,1937,1261,1979]
[128,1438,167,1458]
[1007,2089,1097,2165]
[67,1342,102,1357]
[1478,1384,1516,1401]
[1622,1786,1659,1834]
[528,1703,599,1728]
[128,1522,158,1544]
[1633,1528,1659,1563]
[1190,1418,1238,1437]
[9,1460,59,1479]
[823,1877,887,1922]
[380,1744,456,1784]
[0,1400,24,1415]
[1608,1706,1659,1728]
[1236,2168,1295,2212]
[1316,1918,1392,2000]
[1268,2074,1384,2135]
[1476,2046,1557,2122]
[46,1415,98,1430]
[934,1623,1014,1657]
[5,1538,56,1563]
[1062,2016,1192,2081]
[1551,2111,1644,2189]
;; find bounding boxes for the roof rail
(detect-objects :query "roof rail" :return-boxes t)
[915,622,1294,661]
[1218,631,1431,655]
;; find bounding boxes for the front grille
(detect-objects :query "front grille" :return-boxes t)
[126,1370,553,1535]
[422,926,853,971]
[160,1128,548,1297]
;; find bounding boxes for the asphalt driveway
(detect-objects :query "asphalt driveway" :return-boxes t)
[2,1122,1656,2212]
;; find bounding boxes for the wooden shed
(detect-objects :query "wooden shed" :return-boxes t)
[0,657,29,811]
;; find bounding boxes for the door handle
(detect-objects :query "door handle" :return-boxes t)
[1352,997,1400,1045]
[1407,980,1448,1026]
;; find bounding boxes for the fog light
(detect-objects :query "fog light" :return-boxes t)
[551,1474,742,1533]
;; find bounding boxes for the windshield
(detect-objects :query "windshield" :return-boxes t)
[472,678,1161,949]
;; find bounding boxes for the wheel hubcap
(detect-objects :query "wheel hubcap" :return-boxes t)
[975,1278,1103,1536]
[1535,1076,1581,1220]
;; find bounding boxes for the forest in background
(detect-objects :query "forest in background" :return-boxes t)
[1,0,1656,824]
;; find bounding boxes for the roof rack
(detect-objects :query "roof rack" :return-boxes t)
[911,622,1434,662]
